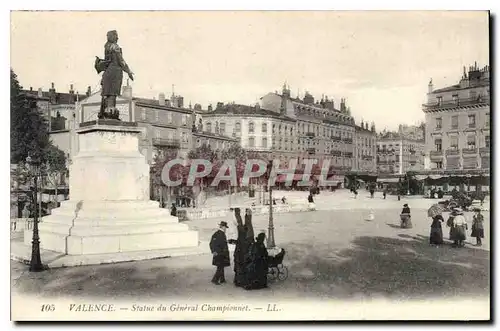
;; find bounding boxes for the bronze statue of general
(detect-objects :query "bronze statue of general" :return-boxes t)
[94,30,134,120]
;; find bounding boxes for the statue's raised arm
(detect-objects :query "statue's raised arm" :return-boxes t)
[94,30,135,120]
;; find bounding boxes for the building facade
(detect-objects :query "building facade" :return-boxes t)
[354,121,377,173]
[199,103,297,163]
[260,84,356,171]
[423,63,490,171]
[377,126,425,175]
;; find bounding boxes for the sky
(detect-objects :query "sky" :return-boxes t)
[10,11,489,131]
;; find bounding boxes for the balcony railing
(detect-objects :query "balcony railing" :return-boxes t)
[152,138,181,148]
[362,155,374,160]
[343,138,353,144]
[462,147,478,154]
[445,148,460,156]
[479,147,490,154]
[331,136,342,142]
[468,123,476,129]
[305,132,315,138]
[430,150,443,157]
[330,150,342,156]
[307,147,315,154]
[344,152,353,158]
[423,96,490,111]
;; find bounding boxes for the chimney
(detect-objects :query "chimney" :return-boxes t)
[340,98,346,112]
[37,88,43,98]
[86,86,91,97]
[49,82,56,104]
[122,82,132,99]
[159,93,166,106]
[68,84,75,104]
[29,87,33,91]
[208,104,213,112]
[428,78,433,94]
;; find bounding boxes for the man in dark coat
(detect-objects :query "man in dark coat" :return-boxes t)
[210,221,230,285]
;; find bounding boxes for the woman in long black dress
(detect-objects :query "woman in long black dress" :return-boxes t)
[244,233,269,290]
[228,208,253,287]
[429,213,444,245]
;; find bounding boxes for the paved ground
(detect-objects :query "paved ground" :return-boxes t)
[12,196,490,302]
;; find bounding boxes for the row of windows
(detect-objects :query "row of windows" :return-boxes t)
[293,104,353,124]
[141,109,188,126]
[435,91,487,106]
[434,135,490,151]
[435,113,489,130]
[196,139,230,150]
[203,120,354,140]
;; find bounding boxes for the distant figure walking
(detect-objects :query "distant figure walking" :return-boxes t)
[400,203,412,228]
[209,221,230,285]
[452,208,468,248]
[369,182,375,198]
[383,186,387,200]
[307,193,316,211]
[429,213,444,246]
[471,208,484,247]
[170,203,177,216]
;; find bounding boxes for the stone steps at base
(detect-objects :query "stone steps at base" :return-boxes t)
[37,221,190,236]
[45,211,177,223]
[11,240,209,268]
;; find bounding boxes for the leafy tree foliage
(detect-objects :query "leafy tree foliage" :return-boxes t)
[10,68,66,171]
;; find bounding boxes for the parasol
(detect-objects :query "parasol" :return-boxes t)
[428,204,445,218]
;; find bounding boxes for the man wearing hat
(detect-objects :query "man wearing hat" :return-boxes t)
[209,221,231,285]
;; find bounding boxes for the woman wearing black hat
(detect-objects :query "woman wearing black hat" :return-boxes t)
[244,232,269,290]
[209,221,230,285]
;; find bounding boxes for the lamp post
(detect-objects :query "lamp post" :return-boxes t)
[267,161,275,248]
[26,155,44,272]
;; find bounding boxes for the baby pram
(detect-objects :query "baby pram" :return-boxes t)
[267,248,288,281]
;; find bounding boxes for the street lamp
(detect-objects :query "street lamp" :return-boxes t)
[25,155,44,272]
[266,161,275,248]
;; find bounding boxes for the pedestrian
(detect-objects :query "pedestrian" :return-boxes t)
[369,182,375,198]
[307,193,316,210]
[244,208,255,243]
[452,208,467,247]
[400,203,412,228]
[244,232,269,290]
[429,212,444,246]
[383,186,387,200]
[471,208,484,247]
[209,221,230,285]
[228,208,252,287]
[170,203,177,216]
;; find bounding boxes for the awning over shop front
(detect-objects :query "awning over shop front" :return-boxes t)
[276,173,312,182]
[377,178,400,183]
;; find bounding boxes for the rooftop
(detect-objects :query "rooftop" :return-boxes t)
[206,103,296,121]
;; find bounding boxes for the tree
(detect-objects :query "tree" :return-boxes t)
[11,69,67,215]
[11,69,50,163]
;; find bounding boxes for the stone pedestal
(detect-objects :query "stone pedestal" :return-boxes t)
[25,120,199,257]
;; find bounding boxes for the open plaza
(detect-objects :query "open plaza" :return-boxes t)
[12,190,490,303]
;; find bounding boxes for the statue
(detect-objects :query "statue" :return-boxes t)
[94,30,134,120]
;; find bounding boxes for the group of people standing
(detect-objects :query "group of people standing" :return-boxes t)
[209,208,269,290]
[429,207,485,248]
